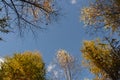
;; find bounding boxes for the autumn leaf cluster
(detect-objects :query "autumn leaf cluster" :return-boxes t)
[81,0,120,32]
[0,51,45,80]
[81,39,120,80]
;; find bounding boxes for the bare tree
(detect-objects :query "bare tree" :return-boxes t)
[0,0,58,38]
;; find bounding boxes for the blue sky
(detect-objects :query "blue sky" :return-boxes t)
[0,0,94,79]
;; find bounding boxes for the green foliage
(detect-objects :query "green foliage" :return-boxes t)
[81,39,120,80]
[0,51,46,80]
[81,0,120,33]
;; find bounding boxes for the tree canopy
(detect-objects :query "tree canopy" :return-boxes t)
[80,0,120,80]
[81,38,120,80]
[81,0,120,34]
[0,51,46,80]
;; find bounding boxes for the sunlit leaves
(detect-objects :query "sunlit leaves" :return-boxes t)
[57,50,74,68]
[81,38,120,80]
[81,0,120,33]
[0,51,46,80]
[81,39,113,79]
[81,6,101,26]
[81,1,120,79]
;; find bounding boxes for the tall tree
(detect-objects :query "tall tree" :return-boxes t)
[80,0,120,80]
[0,51,46,80]
[57,50,74,80]
[47,49,81,80]
[81,38,120,80]
[81,0,120,34]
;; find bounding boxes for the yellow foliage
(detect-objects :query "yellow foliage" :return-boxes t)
[0,51,46,80]
[81,0,120,33]
[81,39,114,79]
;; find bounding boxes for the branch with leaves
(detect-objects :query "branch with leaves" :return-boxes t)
[81,0,120,34]
[81,38,120,80]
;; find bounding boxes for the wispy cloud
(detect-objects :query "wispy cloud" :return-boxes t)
[53,70,58,78]
[47,64,56,72]
[0,57,4,69]
[84,78,90,80]
[0,57,4,63]
[71,0,77,4]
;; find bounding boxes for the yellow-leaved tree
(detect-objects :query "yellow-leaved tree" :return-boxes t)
[81,0,120,33]
[80,0,120,80]
[0,51,46,80]
[81,39,120,80]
